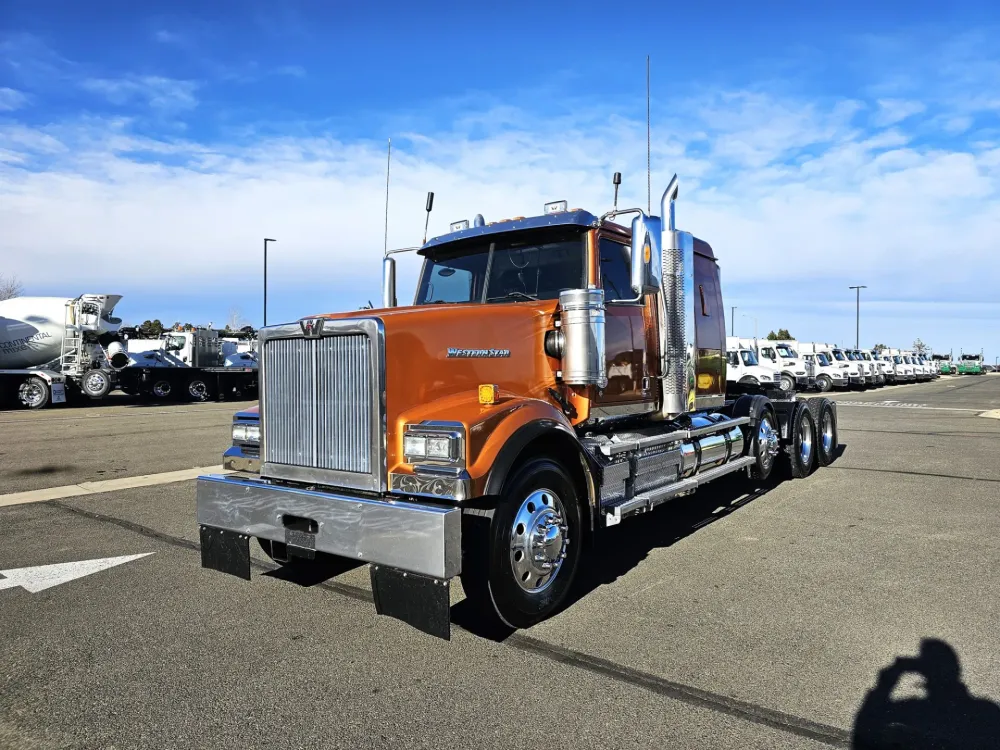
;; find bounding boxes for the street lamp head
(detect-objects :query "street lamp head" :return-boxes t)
[265,238,277,243]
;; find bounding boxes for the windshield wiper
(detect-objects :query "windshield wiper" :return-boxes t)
[487,291,538,302]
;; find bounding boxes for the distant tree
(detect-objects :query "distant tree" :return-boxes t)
[138,319,165,338]
[225,307,248,332]
[0,272,24,301]
[913,338,928,355]
[872,343,888,353]
[183,322,195,331]
[766,329,793,340]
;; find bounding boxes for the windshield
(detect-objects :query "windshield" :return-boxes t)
[414,229,586,305]
[832,349,846,361]
[740,350,759,366]
[893,356,902,364]
[775,344,797,359]
[816,353,831,366]
[861,352,872,360]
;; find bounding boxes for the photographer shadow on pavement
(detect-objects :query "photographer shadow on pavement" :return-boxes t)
[852,638,1000,749]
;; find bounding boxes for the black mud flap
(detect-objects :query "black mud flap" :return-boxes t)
[200,526,251,580]
[370,564,451,641]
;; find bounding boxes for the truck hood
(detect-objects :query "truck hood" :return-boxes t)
[309,301,561,408]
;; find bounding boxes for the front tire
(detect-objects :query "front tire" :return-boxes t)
[816,375,832,393]
[779,374,795,392]
[18,376,50,409]
[461,457,583,630]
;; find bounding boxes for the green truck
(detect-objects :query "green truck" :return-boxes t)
[932,352,953,374]
[956,351,984,375]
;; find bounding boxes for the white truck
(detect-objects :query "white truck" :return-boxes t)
[857,349,887,386]
[117,328,258,401]
[725,337,782,390]
[901,351,930,381]
[884,349,915,382]
[827,346,866,388]
[0,294,125,409]
[844,348,877,387]
[797,342,850,391]
[738,338,816,392]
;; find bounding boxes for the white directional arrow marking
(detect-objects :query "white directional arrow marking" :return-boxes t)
[0,553,154,593]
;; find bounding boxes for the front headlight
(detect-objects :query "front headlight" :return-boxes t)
[232,422,260,444]
[404,424,464,463]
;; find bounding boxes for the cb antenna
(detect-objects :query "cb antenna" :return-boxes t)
[383,138,391,255]
[612,172,621,212]
[422,191,435,246]
[646,54,651,215]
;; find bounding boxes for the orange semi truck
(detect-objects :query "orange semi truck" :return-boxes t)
[196,176,840,639]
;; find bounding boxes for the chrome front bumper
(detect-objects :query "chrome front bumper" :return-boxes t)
[196,473,461,579]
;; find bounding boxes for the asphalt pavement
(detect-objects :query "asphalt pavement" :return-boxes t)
[1,376,999,749]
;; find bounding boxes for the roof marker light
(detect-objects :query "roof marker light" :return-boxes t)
[450,220,470,232]
[544,200,568,214]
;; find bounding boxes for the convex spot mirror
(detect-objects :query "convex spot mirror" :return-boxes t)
[630,214,662,295]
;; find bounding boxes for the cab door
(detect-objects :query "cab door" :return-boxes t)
[593,236,646,411]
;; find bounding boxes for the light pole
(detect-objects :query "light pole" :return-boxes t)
[848,285,866,349]
[730,306,737,337]
[264,238,277,326]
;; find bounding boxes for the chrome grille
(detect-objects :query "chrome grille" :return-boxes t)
[261,323,383,491]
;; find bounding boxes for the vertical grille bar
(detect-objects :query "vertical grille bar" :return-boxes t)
[263,332,373,480]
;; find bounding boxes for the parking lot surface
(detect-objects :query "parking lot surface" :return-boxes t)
[2,377,998,749]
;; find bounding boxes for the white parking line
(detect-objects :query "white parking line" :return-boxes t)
[834,402,985,412]
[0,466,231,508]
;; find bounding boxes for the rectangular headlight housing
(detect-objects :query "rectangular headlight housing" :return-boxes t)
[232,422,260,444]
[403,423,463,464]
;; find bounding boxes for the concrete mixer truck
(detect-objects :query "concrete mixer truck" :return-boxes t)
[0,294,124,409]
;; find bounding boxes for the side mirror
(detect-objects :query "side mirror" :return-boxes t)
[630,214,662,295]
[382,256,397,308]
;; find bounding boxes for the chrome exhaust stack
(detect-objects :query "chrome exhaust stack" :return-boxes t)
[657,175,695,419]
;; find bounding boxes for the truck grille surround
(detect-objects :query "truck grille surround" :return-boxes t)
[260,318,386,493]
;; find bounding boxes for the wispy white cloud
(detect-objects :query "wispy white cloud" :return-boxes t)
[873,98,926,127]
[0,87,28,111]
[275,65,306,78]
[80,75,198,110]
[153,29,184,44]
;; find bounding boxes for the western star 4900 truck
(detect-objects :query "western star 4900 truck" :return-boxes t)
[195,177,841,639]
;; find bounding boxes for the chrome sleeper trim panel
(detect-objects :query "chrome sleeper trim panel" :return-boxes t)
[196,474,460,579]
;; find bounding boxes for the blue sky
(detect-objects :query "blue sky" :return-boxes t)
[1,1,998,360]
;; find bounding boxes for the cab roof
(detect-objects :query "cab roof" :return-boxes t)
[421,210,598,254]
[419,207,717,259]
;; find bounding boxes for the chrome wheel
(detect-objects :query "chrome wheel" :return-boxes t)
[799,414,814,465]
[758,415,779,472]
[509,488,568,594]
[821,411,834,454]
[780,375,795,392]
[152,380,171,398]
[19,380,46,408]
[188,380,208,399]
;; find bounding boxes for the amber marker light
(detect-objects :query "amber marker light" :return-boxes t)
[478,384,500,405]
